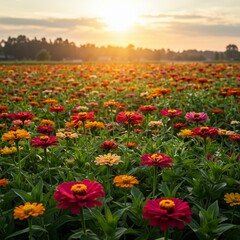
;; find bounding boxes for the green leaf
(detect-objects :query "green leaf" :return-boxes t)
[11,188,32,202]
[130,186,145,201]
[207,200,219,219]
[214,223,237,236]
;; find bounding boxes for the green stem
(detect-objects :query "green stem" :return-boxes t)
[152,167,158,198]
[16,141,21,182]
[231,207,235,224]
[44,148,52,185]
[203,137,207,160]
[28,218,33,240]
[164,229,169,240]
[124,189,127,207]
[127,123,131,144]
[80,207,86,234]
[106,166,111,196]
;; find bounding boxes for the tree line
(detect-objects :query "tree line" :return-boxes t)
[0,35,239,62]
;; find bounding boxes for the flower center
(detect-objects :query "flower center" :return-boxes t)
[23,205,34,215]
[40,135,49,141]
[194,112,200,117]
[159,199,175,211]
[151,154,163,162]
[71,184,87,195]
[168,109,176,114]
[122,176,131,184]
[125,112,134,117]
[200,127,209,131]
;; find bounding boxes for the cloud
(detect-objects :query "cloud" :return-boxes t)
[0,17,106,30]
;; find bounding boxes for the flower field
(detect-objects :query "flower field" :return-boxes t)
[0,63,240,240]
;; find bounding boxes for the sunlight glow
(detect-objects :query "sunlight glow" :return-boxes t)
[101,2,138,32]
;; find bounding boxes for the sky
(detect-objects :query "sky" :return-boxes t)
[0,0,240,51]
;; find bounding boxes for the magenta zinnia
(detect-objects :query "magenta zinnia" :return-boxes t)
[159,109,182,118]
[185,112,208,123]
[30,135,59,149]
[143,198,192,231]
[54,179,105,214]
[140,154,172,168]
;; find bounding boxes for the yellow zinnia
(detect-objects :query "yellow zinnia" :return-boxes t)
[14,202,45,220]
[113,175,139,188]
[2,129,31,144]
[224,193,240,207]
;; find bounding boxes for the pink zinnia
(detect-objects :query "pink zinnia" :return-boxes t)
[185,112,208,123]
[143,198,192,231]
[140,154,172,168]
[54,179,105,214]
[116,111,143,125]
[30,135,59,149]
[159,109,182,118]
[191,126,218,138]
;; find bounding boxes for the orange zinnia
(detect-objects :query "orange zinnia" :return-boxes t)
[113,175,139,188]
[2,129,31,144]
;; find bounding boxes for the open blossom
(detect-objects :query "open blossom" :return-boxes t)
[2,129,31,144]
[141,154,172,168]
[191,126,218,138]
[100,140,118,151]
[148,121,164,127]
[85,121,105,129]
[13,111,34,121]
[116,111,143,125]
[224,193,240,206]
[229,133,240,142]
[217,128,235,136]
[159,109,182,118]
[0,178,8,186]
[177,129,193,138]
[95,153,122,166]
[30,135,59,149]
[56,130,78,139]
[14,202,45,220]
[12,119,32,126]
[185,112,208,123]
[40,119,55,126]
[143,198,192,231]
[113,175,139,188]
[71,112,95,123]
[54,179,105,214]
[49,105,65,113]
[0,146,23,154]
[138,105,157,113]
[36,126,55,134]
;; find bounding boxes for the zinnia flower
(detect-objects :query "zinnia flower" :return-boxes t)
[191,126,218,138]
[177,129,193,138]
[56,130,78,139]
[138,105,157,113]
[30,135,59,149]
[0,178,8,186]
[2,129,31,144]
[113,175,139,188]
[36,126,55,134]
[54,179,105,214]
[71,112,95,123]
[148,121,164,127]
[14,202,45,220]
[229,133,240,142]
[159,109,182,118]
[140,154,172,168]
[49,105,65,113]
[95,153,122,166]
[100,140,118,151]
[13,111,34,122]
[224,193,240,206]
[116,111,143,125]
[143,198,192,231]
[185,112,208,123]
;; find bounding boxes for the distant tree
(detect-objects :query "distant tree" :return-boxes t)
[225,44,239,61]
[36,49,51,61]
[214,52,220,61]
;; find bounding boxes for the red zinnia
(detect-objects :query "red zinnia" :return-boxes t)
[54,179,105,214]
[71,112,95,123]
[143,198,192,231]
[13,111,34,121]
[49,105,66,113]
[230,133,240,142]
[140,154,172,168]
[191,126,218,138]
[116,111,143,125]
[36,126,55,134]
[138,105,157,113]
[30,135,59,149]
[159,109,182,118]
[0,178,8,186]
[100,140,118,151]
[173,122,188,129]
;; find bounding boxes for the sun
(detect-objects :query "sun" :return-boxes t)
[101,2,138,32]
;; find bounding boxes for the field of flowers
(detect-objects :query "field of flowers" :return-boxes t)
[0,63,239,240]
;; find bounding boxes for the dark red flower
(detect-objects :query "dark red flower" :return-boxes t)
[138,105,157,113]
[13,112,34,121]
[100,140,118,151]
[116,111,143,125]
[140,154,172,168]
[30,135,59,149]
[143,198,192,231]
[230,133,240,142]
[173,122,188,129]
[36,126,54,134]
[191,126,218,138]
[54,179,105,214]
[160,109,182,118]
